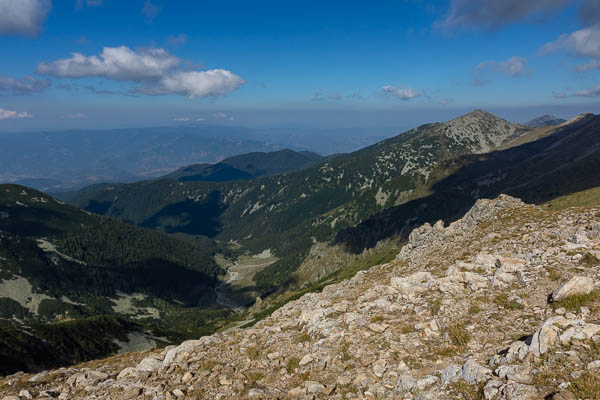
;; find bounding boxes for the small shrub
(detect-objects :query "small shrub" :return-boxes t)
[571,371,600,399]
[371,315,385,323]
[448,323,471,347]
[286,357,300,374]
[468,304,482,315]
[430,297,442,315]
[580,253,600,267]
[294,332,311,343]
[448,381,484,400]
[547,267,562,281]
[340,341,352,362]
[246,346,260,360]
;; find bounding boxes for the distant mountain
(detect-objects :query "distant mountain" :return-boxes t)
[0,125,397,193]
[161,149,323,182]
[0,126,300,192]
[0,184,230,374]
[525,114,566,128]
[71,110,529,290]
[334,112,600,253]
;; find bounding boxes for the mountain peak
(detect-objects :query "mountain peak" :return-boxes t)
[525,114,566,128]
[439,110,527,154]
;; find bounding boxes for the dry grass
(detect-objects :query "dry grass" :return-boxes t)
[447,323,471,347]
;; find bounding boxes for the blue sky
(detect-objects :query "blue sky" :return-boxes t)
[1,0,600,131]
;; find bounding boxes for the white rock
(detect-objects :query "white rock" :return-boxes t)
[441,364,462,385]
[299,354,313,366]
[136,357,162,372]
[551,276,595,302]
[462,359,491,384]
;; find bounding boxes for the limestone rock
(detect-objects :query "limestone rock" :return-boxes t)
[550,276,595,302]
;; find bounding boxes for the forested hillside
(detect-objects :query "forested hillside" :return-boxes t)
[0,185,232,373]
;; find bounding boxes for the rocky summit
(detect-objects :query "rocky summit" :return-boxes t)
[2,194,600,400]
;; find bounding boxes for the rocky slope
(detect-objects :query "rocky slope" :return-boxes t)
[2,194,599,399]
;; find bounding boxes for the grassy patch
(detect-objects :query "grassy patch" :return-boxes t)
[547,267,562,281]
[468,304,482,315]
[553,291,599,311]
[286,357,300,374]
[493,293,524,310]
[447,381,484,400]
[580,253,600,268]
[447,323,471,347]
[340,341,352,362]
[294,332,311,344]
[542,186,600,210]
[246,345,260,360]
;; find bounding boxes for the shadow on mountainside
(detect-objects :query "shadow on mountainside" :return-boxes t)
[141,191,227,237]
[334,114,600,253]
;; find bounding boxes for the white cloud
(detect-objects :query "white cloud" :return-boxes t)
[541,25,600,57]
[37,46,180,81]
[0,0,51,37]
[575,59,600,72]
[436,0,570,29]
[0,75,51,94]
[381,85,424,100]
[196,117,206,121]
[136,69,244,99]
[574,84,600,97]
[213,112,228,119]
[476,56,530,77]
[37,45,244,99]
[440,98,450,104]
[62,113,87,119]
[172,116,190,121]
[0,107,32,120]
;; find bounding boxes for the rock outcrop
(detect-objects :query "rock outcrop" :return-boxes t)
[1,194,599,399]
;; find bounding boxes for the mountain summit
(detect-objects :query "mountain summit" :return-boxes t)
[525,114,566,128]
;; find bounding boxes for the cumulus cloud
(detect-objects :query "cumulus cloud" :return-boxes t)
[381,85,424,100]
[574,84,600,97]
[436,0,569,29]
[476,57,530,77]
[575,59,600,72]
[0,75,51,95]
[440,98,450,104]
[213,112,228,119]
[62,113,87,119]
[135,69,244,99]
[0,107,32,120]
[541,25,600,57]
[38,45,244,99]
[37,46,180,81]
[579,0,600,27]
[172,116,189,121]
[0,0,52,37]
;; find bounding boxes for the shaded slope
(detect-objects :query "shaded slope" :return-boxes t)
[334,112,600,253]
[162,149,323,182]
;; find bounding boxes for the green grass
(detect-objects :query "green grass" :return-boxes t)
[553,291,599,311]
[542,186,600,210]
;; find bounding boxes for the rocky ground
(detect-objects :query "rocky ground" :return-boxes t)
[1,194,599,400]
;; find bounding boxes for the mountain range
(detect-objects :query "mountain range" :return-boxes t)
[1,109,599,375]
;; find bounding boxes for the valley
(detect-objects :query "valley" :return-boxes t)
[1,109,599,384]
